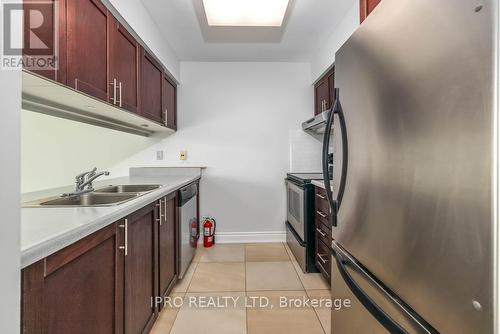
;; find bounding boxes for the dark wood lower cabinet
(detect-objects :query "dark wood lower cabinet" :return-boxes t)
[22,191,180,334]
[21,223,123,334]
[158,193,178,303]
[314,186,332,283]
[124,203,158,334]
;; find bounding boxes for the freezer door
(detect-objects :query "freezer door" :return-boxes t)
[331,244,435,334]
[333,0,495,332]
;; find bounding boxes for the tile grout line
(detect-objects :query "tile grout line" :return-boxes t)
[244,245,249,334]
[286,243,328,334]
[166,292,185,334]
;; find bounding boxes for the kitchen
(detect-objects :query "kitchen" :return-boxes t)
[0,0,499,333]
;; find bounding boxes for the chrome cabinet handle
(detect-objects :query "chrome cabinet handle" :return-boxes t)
[119,219,128,256]
[110,78,117,104]
[316,193,326,200]
[157,199,164,226]
[164,108,168,126]
[316,210,327,218]
[164,196,167,224]
[316,228,327,237]
[119,81,123,107]
[317,253,328,264]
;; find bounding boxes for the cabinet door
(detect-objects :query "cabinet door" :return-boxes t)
[66,0,109,101]
[360,0,382,23]
[327,68,335,107]
[22,0,66,83]
[124,203,158,334]
[109,18,140,113]
[162,75,177,130]
[22,223,123,334]
[158,193,178,301]
[314,77,329,115]
[141,49,163,123]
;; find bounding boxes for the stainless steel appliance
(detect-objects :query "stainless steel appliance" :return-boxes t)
[323,0,496,333]
[302,110,329,134]
[178,182,198,279]
[285,173,323,272]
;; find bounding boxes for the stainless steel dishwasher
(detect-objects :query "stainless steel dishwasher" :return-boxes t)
[178,182,198,278]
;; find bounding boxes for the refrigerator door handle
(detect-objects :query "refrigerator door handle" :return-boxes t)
[334,250,409,334]
[322,88,348,227]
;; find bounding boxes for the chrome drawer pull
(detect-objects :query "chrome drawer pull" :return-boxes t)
[316,210,327,218]
[317,253,328,264]
[316,228,327,237]
[316,193,326,200]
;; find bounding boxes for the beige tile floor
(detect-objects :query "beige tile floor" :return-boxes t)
[151,243,331,334]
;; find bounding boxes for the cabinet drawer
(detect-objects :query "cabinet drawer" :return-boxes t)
[315,223,331,249]
[315,208,331,227]
[316,240,331,280]
[315,186,327,199]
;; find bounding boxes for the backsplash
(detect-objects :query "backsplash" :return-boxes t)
[289,129,323,172]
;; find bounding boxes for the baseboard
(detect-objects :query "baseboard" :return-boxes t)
[212,231,286,244]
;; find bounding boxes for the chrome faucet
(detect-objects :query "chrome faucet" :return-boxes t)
[62,168,110,197]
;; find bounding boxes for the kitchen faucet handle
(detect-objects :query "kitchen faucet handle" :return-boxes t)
[75,167,97,181]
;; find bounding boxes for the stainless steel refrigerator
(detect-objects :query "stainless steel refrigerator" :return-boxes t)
[322,0,496,332]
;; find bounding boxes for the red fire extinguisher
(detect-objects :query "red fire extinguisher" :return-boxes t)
[203,217,216,248]
[190,218,199,248]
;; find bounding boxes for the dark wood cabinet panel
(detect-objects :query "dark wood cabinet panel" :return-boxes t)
[162,75,177,130]
[66,0,109,101]
[314,186,332,283]
[314,77,329,115]
[109,18,140,113]
[141,49,163,123]
[124,203,158,334]
[21,223,123,334]
[360,0,382,23]
[158,192,178,302]
[314,67,335,115]
[316,239,331,280]
[22,0,67,83]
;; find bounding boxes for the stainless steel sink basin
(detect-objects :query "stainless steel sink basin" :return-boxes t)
[95,184,161,194]
[39,193,139,207]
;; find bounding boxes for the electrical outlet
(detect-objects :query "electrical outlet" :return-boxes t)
[180,150,187,161]
[156,150,164,161]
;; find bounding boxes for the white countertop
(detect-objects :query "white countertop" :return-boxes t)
[21,169,201,268]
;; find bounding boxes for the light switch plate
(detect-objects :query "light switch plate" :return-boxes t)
[156,150,164,160]
[180,150,187,161]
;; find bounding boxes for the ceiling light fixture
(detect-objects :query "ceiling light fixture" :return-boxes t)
[202,0,290,27]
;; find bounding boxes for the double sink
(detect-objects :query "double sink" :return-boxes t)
[26,184,162,207]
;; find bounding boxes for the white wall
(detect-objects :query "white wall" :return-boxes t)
[21,111,157,193]
[104,0,180,81]
[310,1,359,82]
[0,58,21,334]
[109,62,313,239]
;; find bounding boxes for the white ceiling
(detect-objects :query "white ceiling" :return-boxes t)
[141,0,357,62]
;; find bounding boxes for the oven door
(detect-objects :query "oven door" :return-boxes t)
[286,180,305,241]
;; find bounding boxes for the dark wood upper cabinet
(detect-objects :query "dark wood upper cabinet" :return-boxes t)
[141,49,163,124]
[124,203,158,334]
[314,67,335,115]
[158,193,178,302]
[21,223,124,334]
[66,0,110,101]
[162,75,177,130]
[22,0,67,83]
[360,0,382,23]
[109,18,140,113]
